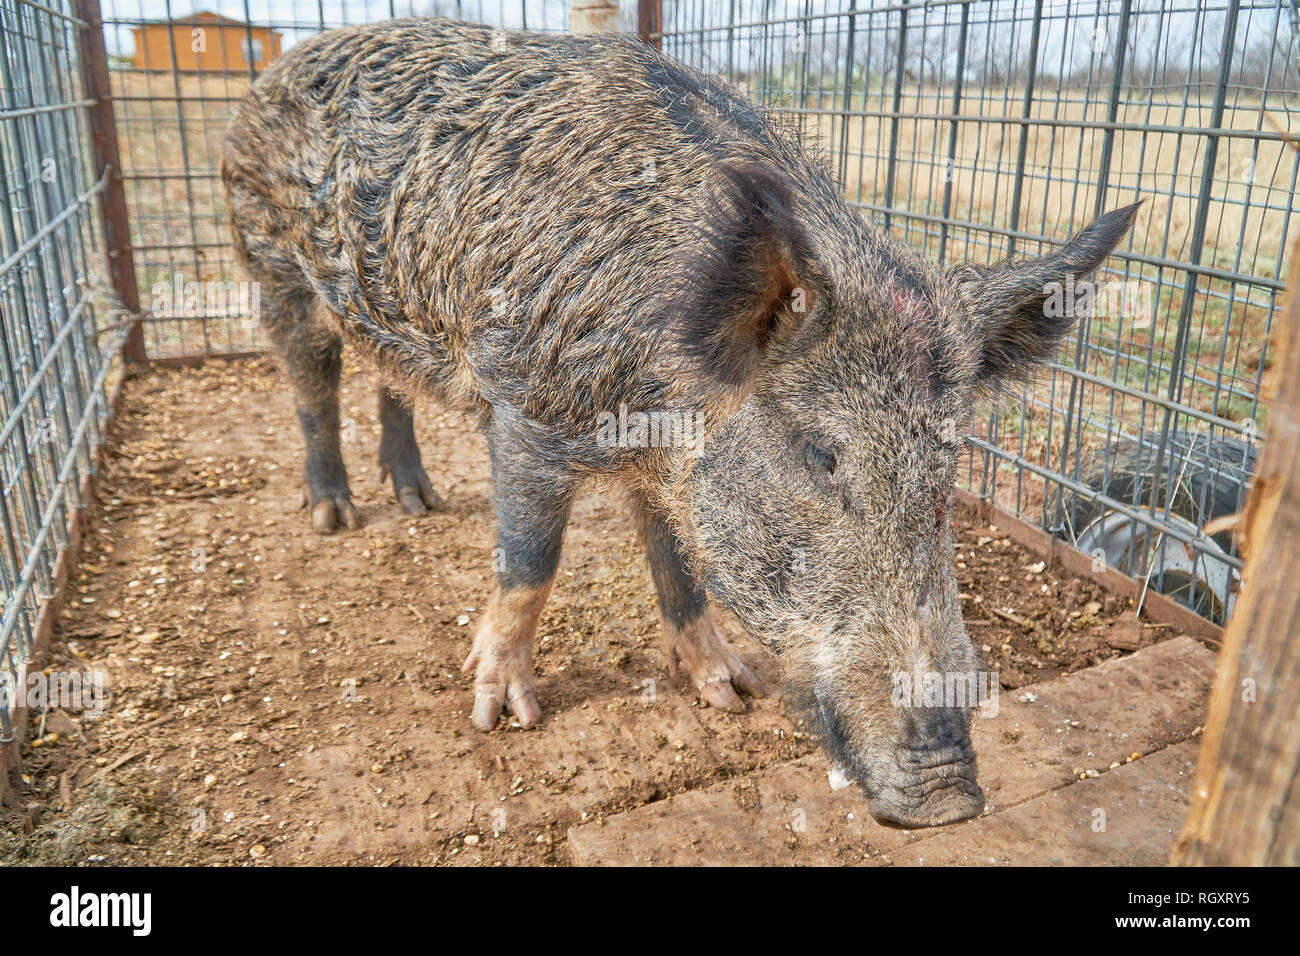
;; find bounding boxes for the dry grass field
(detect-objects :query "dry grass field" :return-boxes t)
[809,89,1297,270]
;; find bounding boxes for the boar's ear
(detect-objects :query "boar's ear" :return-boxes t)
[954,202,1140,384]
[669,161,816,395]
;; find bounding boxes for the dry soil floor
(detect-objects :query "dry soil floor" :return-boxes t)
[1,358,1212,865]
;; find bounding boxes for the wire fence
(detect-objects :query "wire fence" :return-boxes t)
[98,0,576,358]
[0,0,124,741]
[0,0,1291,729]
[661,0,1294,625]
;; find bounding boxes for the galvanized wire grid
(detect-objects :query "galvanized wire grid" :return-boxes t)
[98,0,572,358]
[60,0,1298,632]
[0,0,120,739]
[662,0,1295,624]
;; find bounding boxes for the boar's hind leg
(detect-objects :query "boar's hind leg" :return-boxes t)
[634,491,764,713]
[461,428,575,731]
[377,385,444,516]
[274,295,362,534]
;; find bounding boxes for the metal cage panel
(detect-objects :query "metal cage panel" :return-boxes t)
[0,0,121,739]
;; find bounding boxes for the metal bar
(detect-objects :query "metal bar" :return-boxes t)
[1039,359,1261,439]
[0,98,97,121]
[937,0,969,262]
[737,103,1296,143]
[881,0,909,232]
[835,0,858,191]
[1054,0,1135,536]
[1092,0,1134,220]
[1142,0,1244,608]
[842,198,1289,292]
[1004,0,1043,258]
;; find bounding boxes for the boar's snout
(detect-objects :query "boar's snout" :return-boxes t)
[866,727,985,829]
[865,702,984,827]
[812,687,985,828]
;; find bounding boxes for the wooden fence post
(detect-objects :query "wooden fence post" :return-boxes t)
[1171,239,1300,866]
[77,0,146,363]
[638,0,663,49]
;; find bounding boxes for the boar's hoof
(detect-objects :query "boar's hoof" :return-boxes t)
[697,675,755,713]
[462,651,542,732]
[665,616,764,713]
[378,459,444,517]
[397,485,442,516]
[867,776,986,829]
[301,484,364,534]
[466,679,542,732]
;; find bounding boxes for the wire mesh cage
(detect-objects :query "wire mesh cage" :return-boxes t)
[0,0,1292,730]
[97,0,576,359]
[0,0,122,740]
[659,0,1295,625]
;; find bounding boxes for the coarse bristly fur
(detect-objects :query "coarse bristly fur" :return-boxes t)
[222,17,1139,828]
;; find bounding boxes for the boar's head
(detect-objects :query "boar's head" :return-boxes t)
[663,163,1138,827]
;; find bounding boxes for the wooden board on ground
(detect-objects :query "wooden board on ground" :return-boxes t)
[568,637,1214,865]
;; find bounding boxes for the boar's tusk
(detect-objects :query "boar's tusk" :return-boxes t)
[828,764,856,791]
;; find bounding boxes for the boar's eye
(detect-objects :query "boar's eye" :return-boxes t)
[803,442,836,477]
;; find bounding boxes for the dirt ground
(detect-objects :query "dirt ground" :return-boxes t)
[1,358,1196,866]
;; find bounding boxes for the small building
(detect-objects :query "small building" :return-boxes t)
[132,11,281,73]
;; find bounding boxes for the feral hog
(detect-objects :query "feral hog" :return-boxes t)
[222,19,1138,827]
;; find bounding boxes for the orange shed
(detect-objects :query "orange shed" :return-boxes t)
[132,11,281,73]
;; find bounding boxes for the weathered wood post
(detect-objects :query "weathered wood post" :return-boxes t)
[1171,238,1300,866]
[637,0,663,49]
[77,0,146,363]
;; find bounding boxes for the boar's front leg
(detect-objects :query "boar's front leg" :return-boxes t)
[462,426,575,731]
[377,385,444,516]
[633,491,764,712]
